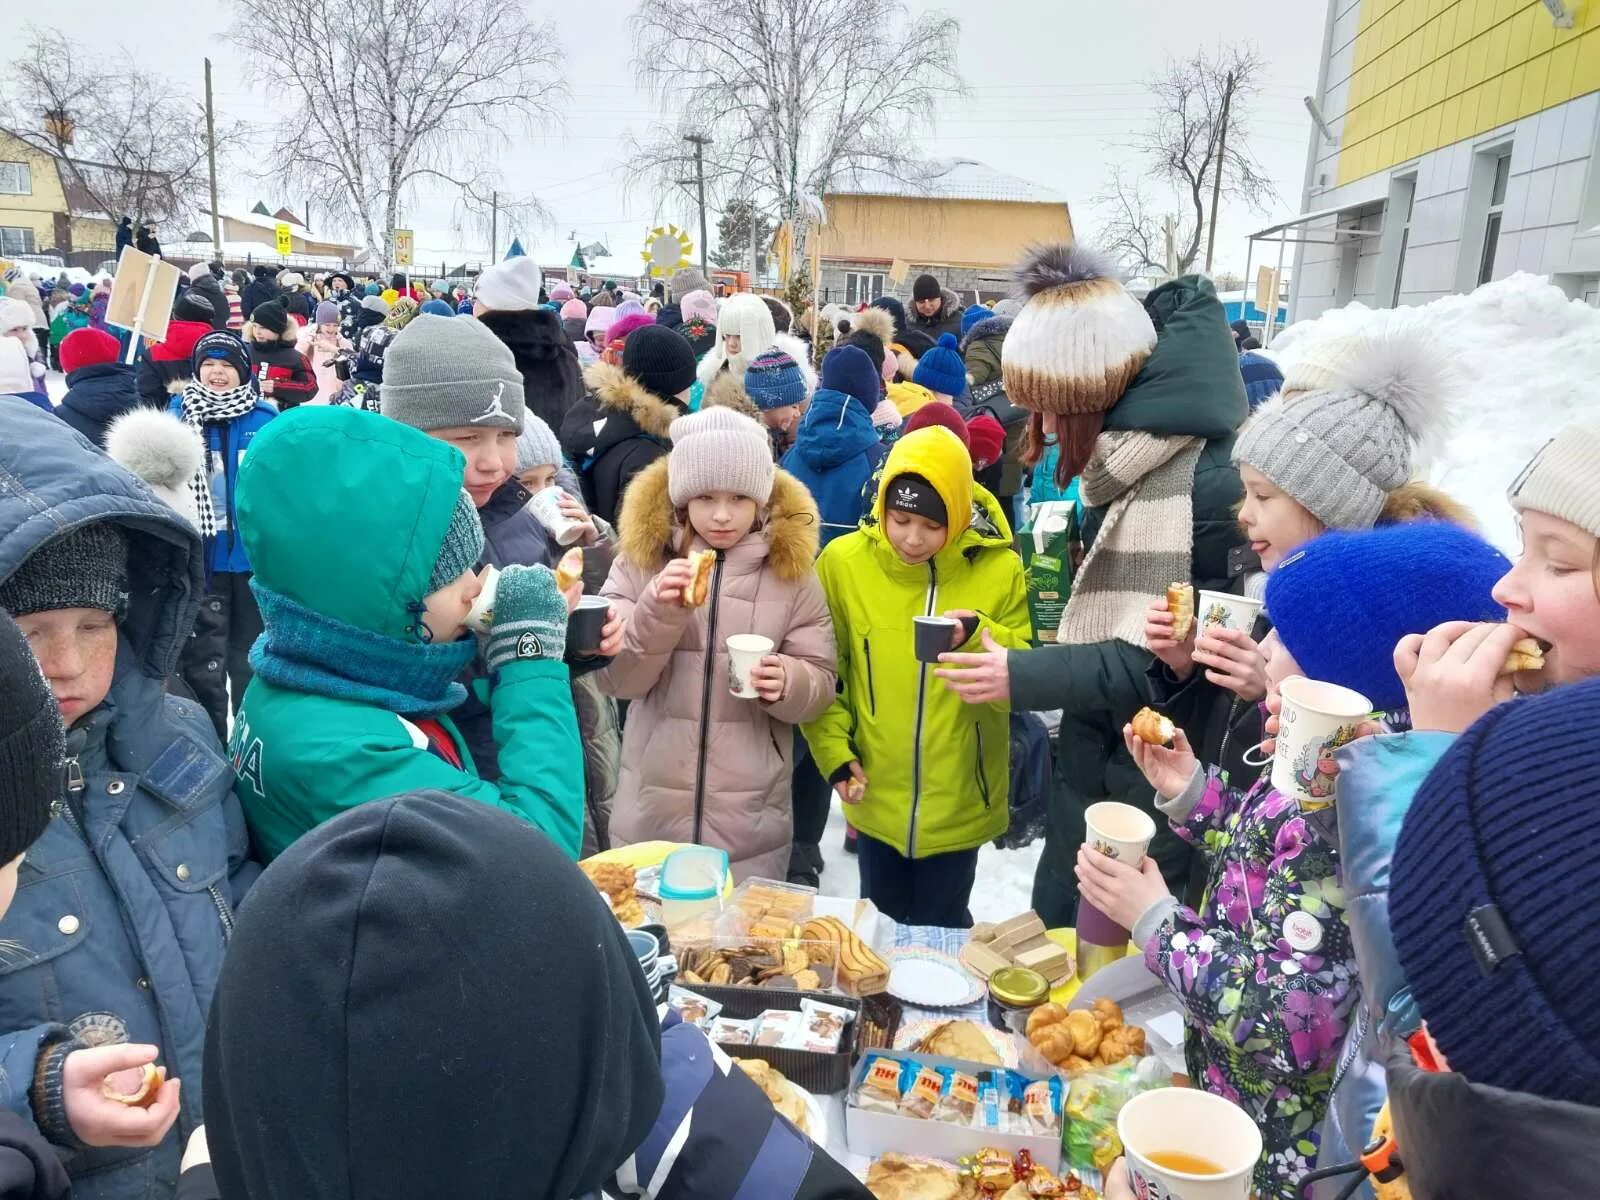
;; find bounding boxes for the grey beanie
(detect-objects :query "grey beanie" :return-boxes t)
[668,267,710,304]
[514,414,563,474]
[380,314,525,433]
[0,523,129,618]
[1233,325,1448,529]
[1508,423,1600,538]
[361,295,391,316]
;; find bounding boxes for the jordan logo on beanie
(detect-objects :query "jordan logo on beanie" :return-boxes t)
[472,382,510,425]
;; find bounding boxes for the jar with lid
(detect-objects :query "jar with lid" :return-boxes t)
[986,966,1049,1032]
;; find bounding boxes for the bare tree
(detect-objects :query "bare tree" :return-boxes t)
[627,0,962,260]
[0,27,229,247]
[1094,45,1275,277]
[229,0,565,269]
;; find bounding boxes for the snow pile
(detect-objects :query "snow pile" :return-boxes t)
[1269,273,1600,553]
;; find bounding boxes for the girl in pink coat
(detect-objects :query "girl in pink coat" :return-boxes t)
[298,300,353,402]
[600,407,837,880]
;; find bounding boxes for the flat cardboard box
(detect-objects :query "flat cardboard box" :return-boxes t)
[844,1049,1063,1171]
[1019,501,1077,645]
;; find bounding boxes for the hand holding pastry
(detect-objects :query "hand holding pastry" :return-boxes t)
[1396,621,1520,733]
[62,1044,181,1148]
[834,761,867,805]
[1144,597,1195,680]
[652,558,696,607]
[1122,720,1196,800]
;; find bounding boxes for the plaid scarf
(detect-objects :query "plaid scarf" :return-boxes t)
[1055,430,1203,648]
[178,380,257,540]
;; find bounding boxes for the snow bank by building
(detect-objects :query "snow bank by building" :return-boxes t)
[1270,273,1600,553]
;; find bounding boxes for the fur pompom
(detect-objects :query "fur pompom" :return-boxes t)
[1014,243,1121,298]
[1284,320,1456,451]
[104,409,205,529]
[847,306,895,345]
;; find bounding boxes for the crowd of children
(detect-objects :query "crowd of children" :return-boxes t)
[2,241,1599,1198]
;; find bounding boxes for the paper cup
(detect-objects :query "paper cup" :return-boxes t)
[465,566,499,634]
[1119,1087,1263,1200]
[1272,675,1372,811]
[1196,590,1265,636]
[568,596,611,655]
[1084,801,1157,865]
[726,634,775,699]
[528,486,587,546]
[914,615,959,663]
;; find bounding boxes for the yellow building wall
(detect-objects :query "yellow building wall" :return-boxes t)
[820,194,1072,267]
[1340,0,1600,185]
[0,133,68,251]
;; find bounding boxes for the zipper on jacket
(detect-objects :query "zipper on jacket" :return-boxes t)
[691,552,726,844]
[207,884,235,938]
[973,724,991,809]
[908,561,937,856]
[863,637,877,716]
[51,756,87,837]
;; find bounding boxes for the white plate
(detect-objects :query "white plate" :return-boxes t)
[886,950,986,1008]
[800,1087,828,1144]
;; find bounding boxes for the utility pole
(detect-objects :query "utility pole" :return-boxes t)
[204,58,221,252]
[490,190,499,263]
[685,133,712,277]
[1163,215,1177,278]
[1205,70,1236,273]
[749,204,760,287]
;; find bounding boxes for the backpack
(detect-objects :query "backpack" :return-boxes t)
[997,709,1052,850]
[968,380,1029,498]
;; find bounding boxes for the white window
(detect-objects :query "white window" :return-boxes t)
[844,271,885,306]
[0,227,35,256]
[0,162,29,195]
[1478,153,1511,287]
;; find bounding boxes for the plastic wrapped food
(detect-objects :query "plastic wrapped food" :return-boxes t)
[856,1054,907,1114]
[934,1065,980,1125]
[898,1064,945,1120]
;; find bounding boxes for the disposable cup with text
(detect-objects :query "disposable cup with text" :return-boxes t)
[1272,675,1372,811]
[1118,1086,1263,1200]
[1196,590,1265,636]
[726,634,775,699]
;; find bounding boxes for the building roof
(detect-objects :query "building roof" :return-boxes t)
[202,206,358,252]
[827,159,1068,205]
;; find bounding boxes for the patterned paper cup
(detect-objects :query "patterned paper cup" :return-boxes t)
[1272,675,1372,811]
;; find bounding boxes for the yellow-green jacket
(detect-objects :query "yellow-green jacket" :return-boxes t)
[802,427,1031,858]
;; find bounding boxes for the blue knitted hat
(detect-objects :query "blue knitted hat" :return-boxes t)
[1391,677,1600,1104]
[961,304,991,335]
[912,333,967,399]
[820,345,881,409]
[743,347,806,411]
[1265,522,1509,710]
[420,299,455,317]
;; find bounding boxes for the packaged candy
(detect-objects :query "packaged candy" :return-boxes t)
[1023,1076,1064,1137]
[970,1146,1015,1193]
[796,997,855,1053]
[856,1054,907,1114]
[898,1064,946,1120]
[666,986,722,1030]
[709,1016,755,1047]
[976,1070,1004,1133]
[933,1065,980,1124]
[753,1009,804,1048]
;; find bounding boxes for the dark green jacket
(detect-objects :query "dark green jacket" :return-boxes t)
[1009,275,1248,925]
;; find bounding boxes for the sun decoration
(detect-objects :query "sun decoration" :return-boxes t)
[642,225,694,278]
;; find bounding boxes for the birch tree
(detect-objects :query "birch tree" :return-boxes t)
[229,0,564,268]
[628,0,962,253]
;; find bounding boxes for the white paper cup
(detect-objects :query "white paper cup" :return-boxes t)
[726,634,775,699]
[1119,1087,1263,1200]
[528,486,586,546]
[1272,675,1372,811]
[1084,801,1157,865]
[465,566,499,634]
[1196,589,1265,636]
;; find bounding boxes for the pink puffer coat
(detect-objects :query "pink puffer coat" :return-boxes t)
[600,459,837,881]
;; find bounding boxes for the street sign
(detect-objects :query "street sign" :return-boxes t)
[394,228,414,267]
[274,222,292,256]
[105,246,181,362]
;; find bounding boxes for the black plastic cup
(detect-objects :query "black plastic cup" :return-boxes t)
[914,615,959,663]
[569,596,612,656]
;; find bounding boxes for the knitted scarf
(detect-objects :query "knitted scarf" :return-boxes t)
[248,582,477,716]
[178,380,256,540]
[1055,430,1204,648]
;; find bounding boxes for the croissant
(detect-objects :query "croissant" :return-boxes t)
[1026,1003,1073,1066]
[1091,997,1125,1033]
[1167,582,1195,642]
[1502,637,1545,675]
[1131,707,1176,746]
[1096,1025,1147,1065]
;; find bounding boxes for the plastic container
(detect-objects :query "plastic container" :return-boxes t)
[697,983,863,1094]
[660,846,730,930]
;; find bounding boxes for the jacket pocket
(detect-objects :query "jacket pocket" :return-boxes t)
[973,724,992,809]
[0,869,92,976]
[139,809,230,894]
[862,637,877,717]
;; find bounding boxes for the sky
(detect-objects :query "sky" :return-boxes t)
[23,0,1328,277]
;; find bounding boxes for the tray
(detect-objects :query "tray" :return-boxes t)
[697,984,863,1095]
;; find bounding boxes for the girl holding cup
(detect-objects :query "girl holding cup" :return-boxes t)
[1080,522,1510,1200]
[599,407,837,881]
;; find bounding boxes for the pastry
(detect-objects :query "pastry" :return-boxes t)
[1025,1003,1077,1067]
[578,859,635,902]
[683,548,717,608]
[1502,636,1545,674]
[845,778,867,803]
[611,895,646,928]
[553,546,584,592]
[102,1063,165,1108]
[1066,1009,1103,1058]
[1167,582,1195,641]
[733,1058,809,1133]
[1091,997,1124,1032]
[864,1153,973,1200]
[915,1019,1003,1067]
[1096,1024,1146,1065]
[798,916,888,994]
[1131,706,1176,746]
[1061,1054,1096,1078]
[1013,941,1073,982]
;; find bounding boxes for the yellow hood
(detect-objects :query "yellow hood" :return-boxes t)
[873,426,975,545]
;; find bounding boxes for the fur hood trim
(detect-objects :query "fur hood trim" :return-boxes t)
[702,371,761,420]
[1379,479,1478,530]
[615,457,820,580]
[845,306,895,345]
[1015,243,1120,297]
[104,409,204,530]
[960,314,1013,352]
[241,319,297,345]
[583,360,681,439]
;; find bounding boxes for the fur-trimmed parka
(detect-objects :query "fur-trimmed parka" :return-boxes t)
[558,360,687,526]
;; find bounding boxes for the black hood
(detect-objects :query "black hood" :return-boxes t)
[354,306,386,332]
[204,790,664,1200]
[1384,1044,1600,1198]
[478,307,586,430]
[477,307,570,362]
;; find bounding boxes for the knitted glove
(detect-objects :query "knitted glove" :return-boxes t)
[485,564,568,670]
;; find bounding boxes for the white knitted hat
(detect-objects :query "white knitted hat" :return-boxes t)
[474,258,543,313]
[1001,244,1155,415]
[667,407,775,506]
[1509,423,1600,539]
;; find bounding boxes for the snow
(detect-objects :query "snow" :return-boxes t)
[1269,273,1600,553]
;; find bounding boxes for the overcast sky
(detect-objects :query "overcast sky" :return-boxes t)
[30,0,1327,276]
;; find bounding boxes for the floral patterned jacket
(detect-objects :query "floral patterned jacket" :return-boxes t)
[1133,767,1358,1200]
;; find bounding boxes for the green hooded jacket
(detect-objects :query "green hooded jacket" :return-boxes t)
[228,407,583,861]
[1008,275,1248,923]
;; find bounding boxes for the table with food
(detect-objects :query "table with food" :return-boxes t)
[576,843,1215,1200]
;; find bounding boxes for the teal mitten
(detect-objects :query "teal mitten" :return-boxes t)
[485,564,569,670]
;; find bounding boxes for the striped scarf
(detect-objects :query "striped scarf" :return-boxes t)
[178,380,257,541]
[1054,430,1203,648]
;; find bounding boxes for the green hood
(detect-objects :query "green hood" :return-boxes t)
[1102,274,1248,441]
[237,407,468,639]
